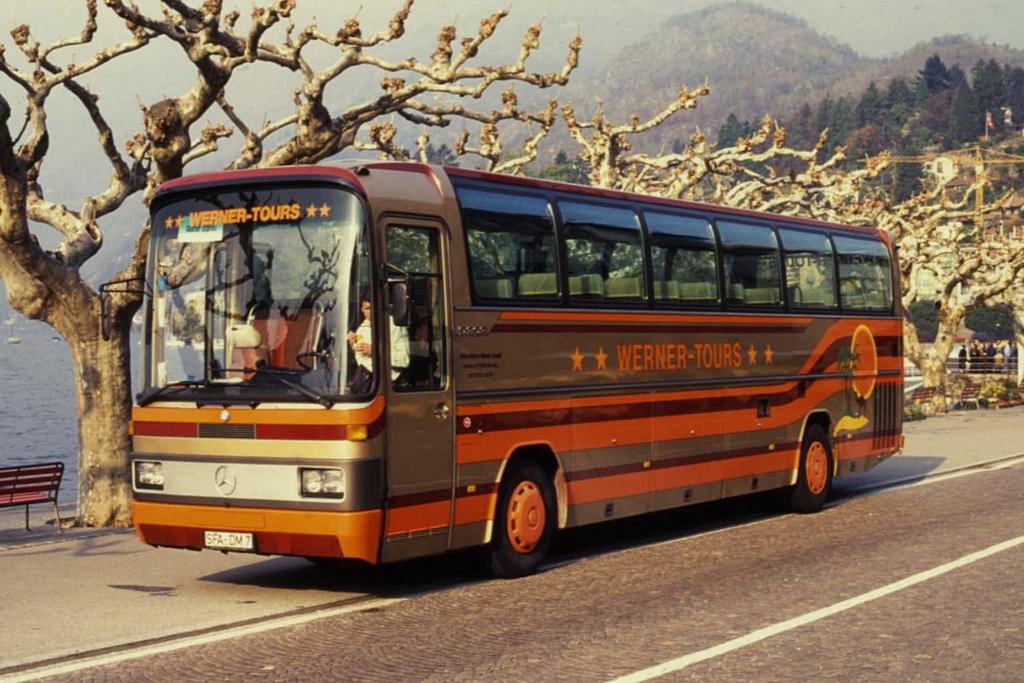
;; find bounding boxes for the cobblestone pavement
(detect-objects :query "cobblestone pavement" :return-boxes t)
[48,460,1024,682]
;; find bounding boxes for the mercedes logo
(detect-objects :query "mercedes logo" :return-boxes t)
[214,466,237,495]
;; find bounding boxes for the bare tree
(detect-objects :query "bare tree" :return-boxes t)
[0,0,580,526]
[552,85,1024,400]
[848,182,1024,400]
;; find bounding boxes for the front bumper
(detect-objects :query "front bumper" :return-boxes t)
[132,500,382,563]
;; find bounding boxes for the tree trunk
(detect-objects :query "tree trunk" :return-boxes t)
[919,316,959,413]
[68,322,134,527]
[1014,308,1024,387]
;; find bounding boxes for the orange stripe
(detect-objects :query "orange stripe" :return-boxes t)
[567,451,789,505]
[649,451,789,494]
[132,395,385,426]
[456,379,856,465]
[837,436,888,461]
[385,500,449,536]
[454,493,498,526]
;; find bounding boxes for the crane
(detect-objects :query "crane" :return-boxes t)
[864,144,1024,231]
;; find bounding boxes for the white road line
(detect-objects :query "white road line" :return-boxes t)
[2,597,407,683]
[608,534,1024,683]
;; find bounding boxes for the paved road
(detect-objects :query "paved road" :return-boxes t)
[1,408,1022,680]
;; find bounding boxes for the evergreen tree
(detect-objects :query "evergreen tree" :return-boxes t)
[965,304,1015,339]
[908,300,939,343]
[792,103,815,148]
[538,155,587,184]
[893,140,924,202]
[948,63,967,89]
[856,81,883,127]
[919,54,952,93]
[1003,67,1024,128]
[913,76,932,108]
[716,113,750,149]
[948,81,982,146]
[885,77,915,130]
[425,142,456,165]
[885,77,914,111]
[972,59,1005,126]
[828,95,855,154]
[814,94,833,139]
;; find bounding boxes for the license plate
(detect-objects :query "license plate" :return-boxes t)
[204,530,254,551]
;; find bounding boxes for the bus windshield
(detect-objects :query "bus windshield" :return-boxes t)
[142,184,369,404]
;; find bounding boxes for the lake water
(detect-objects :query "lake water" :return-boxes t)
[1,322,81,500]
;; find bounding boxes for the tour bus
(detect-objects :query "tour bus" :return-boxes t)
[127,161,903,577]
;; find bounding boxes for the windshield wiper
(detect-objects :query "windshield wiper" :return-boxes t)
[137,379,209,406]
[248,367,335,408]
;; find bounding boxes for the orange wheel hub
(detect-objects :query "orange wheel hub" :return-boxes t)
[806,442,829,495]
[506,480,546,554]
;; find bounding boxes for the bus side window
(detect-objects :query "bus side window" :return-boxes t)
[717,221,782,308]
[455,187,560,303]
[833,235,893,311]
[779,228,837,309]
[559,200,644,305]
[645,211,719,305]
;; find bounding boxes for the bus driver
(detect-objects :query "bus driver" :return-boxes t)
[347,298,409,389]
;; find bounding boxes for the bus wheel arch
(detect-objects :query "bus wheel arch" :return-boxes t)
[799,411,834,479]
[489,447,561,577]
[493,443,567,530]
[790,421,834,514]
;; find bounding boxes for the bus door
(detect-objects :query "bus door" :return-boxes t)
[380,220,455,562]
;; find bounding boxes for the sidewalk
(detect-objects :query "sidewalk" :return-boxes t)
[0,503,130,549]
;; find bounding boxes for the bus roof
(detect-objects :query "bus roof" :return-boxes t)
[153,160,884,240]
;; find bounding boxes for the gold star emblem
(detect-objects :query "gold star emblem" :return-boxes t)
[164,216,174,229]
[747,343,758,365]
[595,346,608,371]
[319,203,331,217]
[175,215,184,228]
[571,346,583,372]
[764,344,774,364]
[306,204,318,218]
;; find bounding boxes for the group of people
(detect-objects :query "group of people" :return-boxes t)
[956,340,1018,374]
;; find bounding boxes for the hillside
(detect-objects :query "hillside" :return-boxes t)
[562,2,874,150]
[554,3,1024,152]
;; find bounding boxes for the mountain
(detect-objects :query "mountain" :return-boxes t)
[558,3,874,150]
[550,3,1024,152]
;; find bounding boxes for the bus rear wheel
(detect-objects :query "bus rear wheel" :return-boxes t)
[790,424,833,514]
[489,462,556,578]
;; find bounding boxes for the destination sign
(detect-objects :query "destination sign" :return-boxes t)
[163,202,333,231]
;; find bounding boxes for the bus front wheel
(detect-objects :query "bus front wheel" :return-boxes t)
[489,461,556,578]
[790,424,833,514]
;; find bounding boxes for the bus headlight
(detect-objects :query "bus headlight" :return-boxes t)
[135,461,164,490]
[300,468,345,499]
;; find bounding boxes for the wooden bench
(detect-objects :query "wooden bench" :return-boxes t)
[959,384,981,410]
[0,462,64,532]
[909,387,936,404]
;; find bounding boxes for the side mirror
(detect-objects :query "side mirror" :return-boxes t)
[389,281,410,327]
